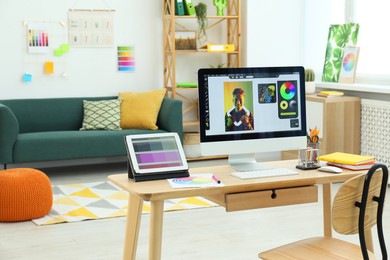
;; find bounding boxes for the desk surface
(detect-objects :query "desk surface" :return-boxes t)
[108,160,365,201]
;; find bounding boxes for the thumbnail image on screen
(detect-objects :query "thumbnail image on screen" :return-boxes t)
[258,84,276,104]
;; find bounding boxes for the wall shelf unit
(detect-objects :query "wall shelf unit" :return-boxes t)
[162,0,241,127]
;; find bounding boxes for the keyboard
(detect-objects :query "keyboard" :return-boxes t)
[231,168,299,180]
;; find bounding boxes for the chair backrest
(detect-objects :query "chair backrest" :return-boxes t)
[332,163,388,259]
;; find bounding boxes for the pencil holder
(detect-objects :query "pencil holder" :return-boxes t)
[296,143,320,170]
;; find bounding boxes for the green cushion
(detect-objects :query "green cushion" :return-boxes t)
[80,99,122,130]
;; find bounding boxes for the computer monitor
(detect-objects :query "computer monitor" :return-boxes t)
[197,66,307,171]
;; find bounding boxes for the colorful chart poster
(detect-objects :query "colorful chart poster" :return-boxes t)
[117,46,135,72]
[27,23,50,53]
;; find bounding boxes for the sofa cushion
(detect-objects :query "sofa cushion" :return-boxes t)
[119,89,166,130]
[80,99,122,130]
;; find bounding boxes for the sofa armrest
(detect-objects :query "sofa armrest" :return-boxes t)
[0,103,19,164]
[157,98,183,140]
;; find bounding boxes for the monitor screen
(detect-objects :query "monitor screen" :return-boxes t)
[197,66,307,171]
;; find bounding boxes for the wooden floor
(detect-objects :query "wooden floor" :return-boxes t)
[1,159,389,260]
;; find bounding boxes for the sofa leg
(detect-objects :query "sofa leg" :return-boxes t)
[3,164,6,170]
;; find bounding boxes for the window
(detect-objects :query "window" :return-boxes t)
[349,0,390,83]
[304,0,390,84]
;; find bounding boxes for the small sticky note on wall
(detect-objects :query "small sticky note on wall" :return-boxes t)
[61,43,70,53]
[23,73,32,82]
[44,61,54,74]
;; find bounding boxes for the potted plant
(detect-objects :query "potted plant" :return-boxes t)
[195,2,208,44]
[305,68,316,94]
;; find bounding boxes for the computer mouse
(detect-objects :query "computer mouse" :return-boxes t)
[318,166,343,173]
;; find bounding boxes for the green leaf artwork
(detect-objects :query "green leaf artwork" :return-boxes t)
[322,23,359,82]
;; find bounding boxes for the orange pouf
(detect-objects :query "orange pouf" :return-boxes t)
[0,168,53,222]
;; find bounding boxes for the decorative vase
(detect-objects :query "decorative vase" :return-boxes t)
[305,81,316,94]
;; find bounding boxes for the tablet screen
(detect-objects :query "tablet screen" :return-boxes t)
[125,133,188,174]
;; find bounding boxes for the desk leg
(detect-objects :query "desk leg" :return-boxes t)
[322,183,333,237]
[123,195,143,260]
[149,200,164,260]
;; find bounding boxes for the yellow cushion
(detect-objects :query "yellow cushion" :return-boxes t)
[119,89,166,130]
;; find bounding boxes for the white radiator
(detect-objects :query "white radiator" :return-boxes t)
[361,99,390,167]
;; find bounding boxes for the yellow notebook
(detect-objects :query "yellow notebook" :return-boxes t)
[317,91,344,97]
[318,152,375,165]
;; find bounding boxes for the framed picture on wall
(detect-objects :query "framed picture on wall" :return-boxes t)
[68,9,114,47]
[322,23,360,82]
[339,46,360,83]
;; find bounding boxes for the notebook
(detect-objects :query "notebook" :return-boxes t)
[124,133,189,181]
[317,152,375,166]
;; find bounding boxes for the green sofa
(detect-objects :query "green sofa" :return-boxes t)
[0,96,183,169]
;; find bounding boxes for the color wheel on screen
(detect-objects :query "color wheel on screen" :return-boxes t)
[342,53,356,72]
[280,82,296,100]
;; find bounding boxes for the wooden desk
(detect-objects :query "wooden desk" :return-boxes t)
[108,160,365,260]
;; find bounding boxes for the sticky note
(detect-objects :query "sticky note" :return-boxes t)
[54,48,63,57]
[44,61,54,74]
[60,43,70,53]
[23,73,32,82]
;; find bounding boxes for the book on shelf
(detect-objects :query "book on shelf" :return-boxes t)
[317,91,344,97]
[317,152,375,165]
[326,161,376,171]
[177,82,197,88]
[175,0,185,16]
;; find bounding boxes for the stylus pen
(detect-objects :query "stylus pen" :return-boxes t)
[212,175,221,184]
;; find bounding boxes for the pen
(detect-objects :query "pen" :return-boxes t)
[212,175,221,184]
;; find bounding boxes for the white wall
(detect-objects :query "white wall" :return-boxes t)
[303,0,345,75]
[0,0,163,99]
[243,0,305,67]
[1,0,318,101]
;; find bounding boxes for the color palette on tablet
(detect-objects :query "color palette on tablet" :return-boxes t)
[133,137,183,169]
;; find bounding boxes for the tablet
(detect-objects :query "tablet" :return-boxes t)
[124,133,189,181]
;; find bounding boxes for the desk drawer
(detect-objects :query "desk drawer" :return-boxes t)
[225,185,318,212]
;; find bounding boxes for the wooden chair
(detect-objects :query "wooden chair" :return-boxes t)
[259,163,388,260]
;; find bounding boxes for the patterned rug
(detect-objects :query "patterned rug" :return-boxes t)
[32,181,218,226]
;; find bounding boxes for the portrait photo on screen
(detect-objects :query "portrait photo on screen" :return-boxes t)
[224,81,254,132]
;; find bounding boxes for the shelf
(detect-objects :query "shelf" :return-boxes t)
[171,50,239,55]
[187,155,228,161]
[183,120,199,127]
[171,15,239,19]
[163,0,241,128]
[176,87,197,90]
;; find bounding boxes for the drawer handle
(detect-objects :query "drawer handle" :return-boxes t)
[271,189,277,199]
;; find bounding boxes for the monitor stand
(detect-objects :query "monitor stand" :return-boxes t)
[228,153,270,172]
